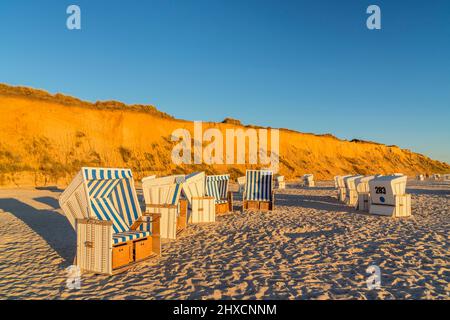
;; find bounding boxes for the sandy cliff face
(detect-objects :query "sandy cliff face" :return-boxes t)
[0,84,448,187]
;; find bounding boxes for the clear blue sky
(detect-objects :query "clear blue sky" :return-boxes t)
[1,0,449,162]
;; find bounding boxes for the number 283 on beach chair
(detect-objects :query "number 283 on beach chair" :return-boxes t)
[243,170,275,211]
[59,167,161,275]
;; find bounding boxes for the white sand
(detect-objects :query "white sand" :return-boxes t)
[0,181,448,300]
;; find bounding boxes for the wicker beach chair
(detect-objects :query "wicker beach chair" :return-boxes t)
[368,175,411,217]
[302,174,315,187]
[141,174,187,240]
[243,170,275,211]
[59,167,161,275]
[182,172,216,223]
[205,174,233,214]
[344,175,363,206]
[336,175,351,202]
[355,175,377,211]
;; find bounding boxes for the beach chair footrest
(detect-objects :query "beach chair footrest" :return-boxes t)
[112,242,133,270]
[134,237,153,261]
[244,200,274,211]
[215,202,230,214]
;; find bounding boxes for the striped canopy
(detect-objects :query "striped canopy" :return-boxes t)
[142,174,184,206]
[182,172,206,203]
[244,170,273,201]
[83,167,149,234]
[206,174,230,204]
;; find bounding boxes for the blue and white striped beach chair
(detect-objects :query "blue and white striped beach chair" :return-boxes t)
[142,174,187,239]
[59,167,161,275]
[243,170,275,211]
[182,172,216,223]
[206,174,233,214]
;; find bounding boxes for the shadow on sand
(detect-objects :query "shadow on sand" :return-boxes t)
[0,198,75,266]
[35,186,64,192]
[33,196,60,209]
[275,193,357,214]
[407,188,450,196]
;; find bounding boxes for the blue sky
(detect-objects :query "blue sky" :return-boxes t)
[0,0,449,162]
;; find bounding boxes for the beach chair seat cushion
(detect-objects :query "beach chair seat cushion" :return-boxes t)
[113,230,152,244]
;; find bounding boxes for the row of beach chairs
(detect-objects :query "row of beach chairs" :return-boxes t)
[334,174,411,217]
[417,173,450,181]
[59,168,276,275]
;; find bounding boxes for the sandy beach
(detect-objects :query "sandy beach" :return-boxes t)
[0,180,448,300]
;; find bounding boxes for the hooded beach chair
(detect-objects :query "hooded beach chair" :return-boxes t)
[334,176,339,188]
[59,167,161,275]
[368,175,411,217]
[205,174,233,214]
[141,174,187,240]
[336,175,351,202]
[237,176,246,193]
[354,175,377,211]
[432,173,441,181]
[243,170,275,211]
[276,176,285,189]
[302,174,315,187]
[344,175,363,206]
[182,172,216,223]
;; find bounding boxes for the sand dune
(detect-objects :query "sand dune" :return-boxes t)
[1,84,449,187]
[0,181,448,300]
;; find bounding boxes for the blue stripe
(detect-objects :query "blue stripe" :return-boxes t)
[172,183,180,205]
[118,180,133,226]
[92,180,107,198]
[113,187,125,223]
[125,178,139,222]
[102,199,127,233]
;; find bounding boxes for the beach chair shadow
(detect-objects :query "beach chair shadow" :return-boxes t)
[406,188,450,196]
[33,196,60,209]
[275,193,357,214]
[35,186,64,192]
[0,198,75,266]
[307,186,335,191]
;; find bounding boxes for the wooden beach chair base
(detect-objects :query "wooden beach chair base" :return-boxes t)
[76,213,161,275]
[243,196,275,211]
[243,200,274,211]
[369,194,411,217]
[215,192,234,215]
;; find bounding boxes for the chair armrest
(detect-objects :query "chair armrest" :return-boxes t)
[144,213,161,236]
[142,212,161,221]
[146,204,177,210]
